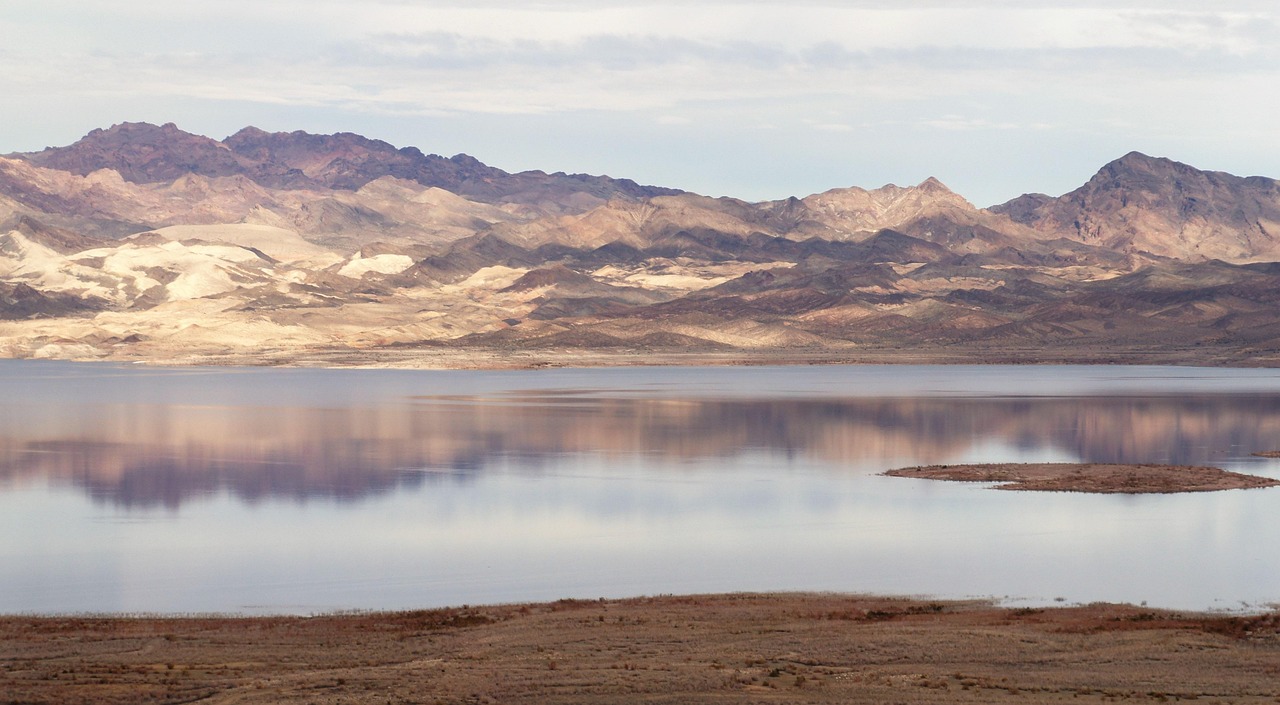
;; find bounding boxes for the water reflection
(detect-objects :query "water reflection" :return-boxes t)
[4,363,1280,614]
[3,393,1280,509]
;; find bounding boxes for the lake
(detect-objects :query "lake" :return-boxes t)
[2,361,1279,615]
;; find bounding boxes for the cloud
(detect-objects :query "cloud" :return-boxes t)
[917,116,1022,131]
[1,1,1277,205]
[394,5,1275,54]
[1,1,1274,130]
[12,2,1278,54]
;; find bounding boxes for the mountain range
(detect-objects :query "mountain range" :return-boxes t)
[3,122,1280,366]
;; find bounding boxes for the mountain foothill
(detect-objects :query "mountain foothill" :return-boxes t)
[3,121,1280,365]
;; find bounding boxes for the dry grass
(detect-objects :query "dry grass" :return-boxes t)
[2,593,1279,704]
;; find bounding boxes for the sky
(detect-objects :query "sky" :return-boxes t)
[2,0,1278,206]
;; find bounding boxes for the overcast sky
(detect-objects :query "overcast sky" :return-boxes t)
[2,0,1277,206]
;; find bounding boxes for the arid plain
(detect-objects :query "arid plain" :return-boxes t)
[4,594,1280,704]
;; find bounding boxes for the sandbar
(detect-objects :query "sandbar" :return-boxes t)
[882,462,1280,493]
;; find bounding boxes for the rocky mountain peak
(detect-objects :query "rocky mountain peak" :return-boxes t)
[1112,150,1162,167]
[448,154,487,168]
[225,125,270,141]
[12,124,684,209]
[916,176,951,193]
[995,151,1280,260]
[1089,151,1205,189]
[23,121,242,184]
[1080,151,1275,204]
[89,121,190,141]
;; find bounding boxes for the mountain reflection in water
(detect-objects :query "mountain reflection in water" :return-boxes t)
[4,392,1280,509]
[7,362,1280,615]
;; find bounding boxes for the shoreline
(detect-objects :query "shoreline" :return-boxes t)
[4,593,1278,704]
[14,344,1280,370]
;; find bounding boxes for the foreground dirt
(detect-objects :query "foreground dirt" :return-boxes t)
[882,463,1280,493]
[3,594,1279,704]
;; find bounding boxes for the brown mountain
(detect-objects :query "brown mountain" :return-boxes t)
[993,152,1280,262]
[2,124,1280,365]
[21,122,246,183]
[18,122,679,211]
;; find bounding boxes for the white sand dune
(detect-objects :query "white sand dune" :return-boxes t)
[337,253,415,278]
[144,224,338,265]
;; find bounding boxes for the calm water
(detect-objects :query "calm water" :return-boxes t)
[2,361,1279,614]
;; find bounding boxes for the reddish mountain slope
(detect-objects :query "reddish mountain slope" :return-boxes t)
[994,152,1280,261]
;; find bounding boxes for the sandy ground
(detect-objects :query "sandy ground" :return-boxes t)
[3,594,1279,704]
[882,463,1280,493]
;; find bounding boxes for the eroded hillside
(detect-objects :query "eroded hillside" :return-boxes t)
[3,123,1279,366]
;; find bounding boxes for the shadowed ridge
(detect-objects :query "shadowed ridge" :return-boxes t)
[18,123,682,209]
[1,214,103,253]
[22,122,243,183]
[992,151,1280,261]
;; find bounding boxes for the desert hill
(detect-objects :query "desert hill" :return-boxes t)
[21,122,679,209]
[1,123,1279,366]
[992,152,1280,262]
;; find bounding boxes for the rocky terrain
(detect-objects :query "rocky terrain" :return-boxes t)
[4,593,1279,704]
[4,122,1280,366]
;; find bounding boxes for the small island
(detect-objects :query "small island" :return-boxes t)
[882,463,1280,494]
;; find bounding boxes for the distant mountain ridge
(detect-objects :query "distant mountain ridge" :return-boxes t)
[18,123,1280,262]
[19,122,680,207]
[992,151,1280,261]
[2,122,1280,365]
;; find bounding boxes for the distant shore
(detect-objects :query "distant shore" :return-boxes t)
[59,342,1280,369]
[4,593,1278,704]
